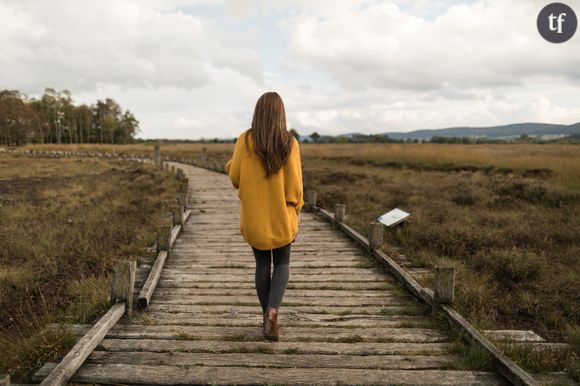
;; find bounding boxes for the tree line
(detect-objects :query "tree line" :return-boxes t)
[0,88,139,147]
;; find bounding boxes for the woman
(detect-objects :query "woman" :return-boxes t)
[225,91,304,341]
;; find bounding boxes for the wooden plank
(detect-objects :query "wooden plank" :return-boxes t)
[156,280,395,290]
[163,261,379,268]
[37,303,126,386]
[98,338,454,356]
[85,350,459,370]
[177,240,357,246]
[147,295,417,307]
[167,255,370,262]
[158,267,390,275]
[483,330,545,342]
[145,303,426,316]
[51,324,449,343]
[168,224,182,248]
[138,251,168,308]
[131,313,425,328]
[146,288,402,298]
[532,372,578,386]
[171,246,362,252]
[158,273,391,283]
[34,363,507,385]
[440,305,539,386]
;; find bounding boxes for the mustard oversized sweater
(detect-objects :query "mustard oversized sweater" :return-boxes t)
[226,130,304,250]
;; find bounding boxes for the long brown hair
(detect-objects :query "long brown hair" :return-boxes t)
[245,92,293,177]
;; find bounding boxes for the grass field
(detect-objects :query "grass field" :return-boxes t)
[0,154,179,381]
[20,142,580,378]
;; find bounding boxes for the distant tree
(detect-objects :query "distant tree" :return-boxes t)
[310,132,320,143]
[118,110,139,144]
[289,128,300,141]
[0,88,139,146]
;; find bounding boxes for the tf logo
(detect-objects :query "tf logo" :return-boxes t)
[537,2,577,43]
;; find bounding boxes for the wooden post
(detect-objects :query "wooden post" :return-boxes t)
[305,190,317,211]
[201,147,208,162]
[178,191,189,209]
[395,221,407,235]
[334,204,346,223]
[181,177,189,189]
[167,211,175,257]
[158,213,172,251]
[153,144,161,167]
[368,221,384,252]
[173,205,185,226]
[434,267,455,305]
[155,231,161,254]
[1,374,9,386]
[110,260,136,316]
[170,165,176,174]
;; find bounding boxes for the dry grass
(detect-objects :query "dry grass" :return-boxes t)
[21,142,580,378]
[0,154,179,382]
[25,142,580,190]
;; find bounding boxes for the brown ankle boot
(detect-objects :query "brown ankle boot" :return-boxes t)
[264,307,279,341]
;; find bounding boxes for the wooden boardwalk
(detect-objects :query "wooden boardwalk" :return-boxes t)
[36,163,508,385]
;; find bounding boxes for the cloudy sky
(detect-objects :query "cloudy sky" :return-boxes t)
[1,0,580,139]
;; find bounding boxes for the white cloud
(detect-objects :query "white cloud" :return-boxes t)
[1,0,579,139]
[283,0,580,92]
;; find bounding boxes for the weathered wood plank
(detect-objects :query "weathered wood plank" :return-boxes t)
[159,267,391,275]
[85,350,459,370]
[156,280,395,290]
[483,330,545,342]
[137,250,168,308]
[147,295,417,307]
[163,261,382,269]
[131,313,426,328]
[98,338,454,355]
[440,305,539,386]
[148,288,403,298]
[158,273,392,283]
[145,303,426,316]
[51,324,449,343]
[34,363,507,385]
[37,303,126,386]
[168,224,181,248]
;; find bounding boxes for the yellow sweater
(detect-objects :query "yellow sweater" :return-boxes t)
[226,130,304,250]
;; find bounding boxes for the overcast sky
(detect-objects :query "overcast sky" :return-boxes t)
[1,0,580,139]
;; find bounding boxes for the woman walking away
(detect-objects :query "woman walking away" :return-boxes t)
[225,91,304,341]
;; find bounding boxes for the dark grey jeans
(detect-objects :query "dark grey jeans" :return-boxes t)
[251,243,291,314]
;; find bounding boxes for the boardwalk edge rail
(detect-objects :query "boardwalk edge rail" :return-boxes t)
[3,149,191,386]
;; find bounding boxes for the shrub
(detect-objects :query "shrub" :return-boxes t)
[496,182,576,208]
[452,191,479,206]
[476,249,546,286]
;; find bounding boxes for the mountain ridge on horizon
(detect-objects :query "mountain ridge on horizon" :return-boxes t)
[305,121,580,141]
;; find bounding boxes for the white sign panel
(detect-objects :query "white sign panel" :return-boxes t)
[377,208,410,227]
